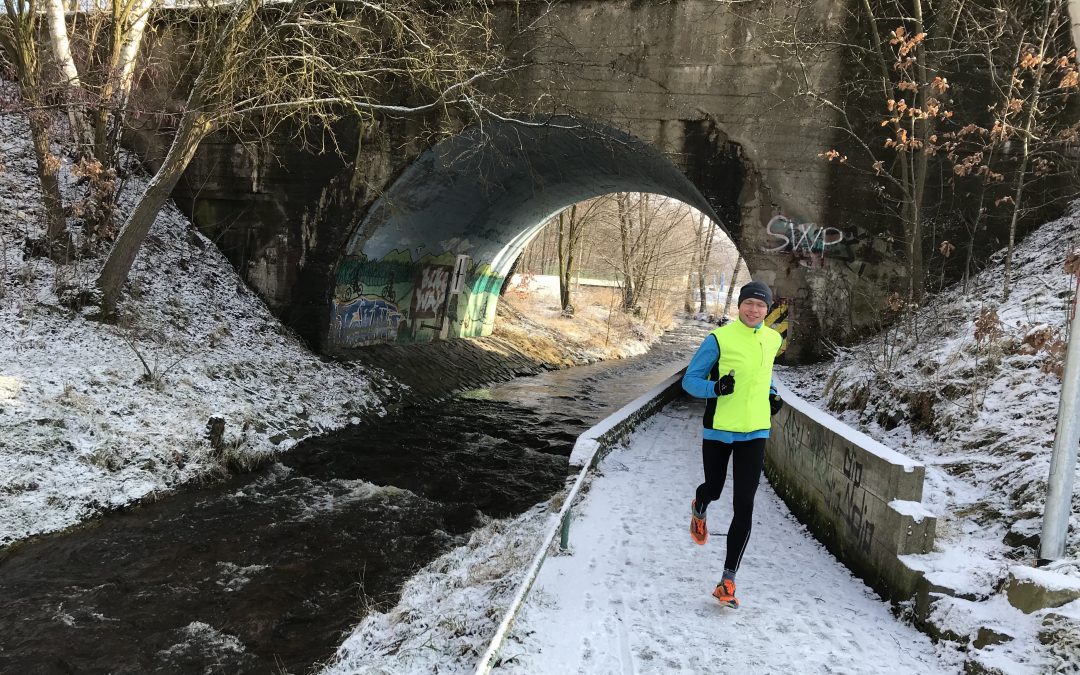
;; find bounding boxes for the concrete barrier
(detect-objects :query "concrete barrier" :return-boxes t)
[473,370,686,675]
[766,382,937,602]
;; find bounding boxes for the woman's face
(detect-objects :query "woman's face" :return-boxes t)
[738,298,769,327]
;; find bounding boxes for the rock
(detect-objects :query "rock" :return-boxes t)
[206,415,225,453]
[1038,608,1080,671]
[962,658,1008,675]
[1038,609,1080,645]
[973,626,1014,648]
[1005,566,1080,614]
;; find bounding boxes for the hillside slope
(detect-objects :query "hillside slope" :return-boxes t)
[784,203,1080,673]
[0,105,390,548]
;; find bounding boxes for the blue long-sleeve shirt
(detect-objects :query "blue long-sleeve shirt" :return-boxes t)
[682,328,776,442]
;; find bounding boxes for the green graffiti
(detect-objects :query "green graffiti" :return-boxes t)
[331,253,509,346]
[335,254,417,303]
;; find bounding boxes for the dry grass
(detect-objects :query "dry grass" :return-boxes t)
[494,282,676,364]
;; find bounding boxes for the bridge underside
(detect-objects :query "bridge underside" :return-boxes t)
[329,117,725,353]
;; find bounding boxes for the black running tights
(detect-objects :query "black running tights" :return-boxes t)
[694,437,766,574]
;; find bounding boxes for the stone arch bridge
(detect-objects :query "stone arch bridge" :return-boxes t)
[140,0,889,363]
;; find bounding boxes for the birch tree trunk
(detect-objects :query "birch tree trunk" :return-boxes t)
[45,0,91,153]
[96,0,155,166]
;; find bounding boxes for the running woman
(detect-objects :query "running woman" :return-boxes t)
[681,280,784,608]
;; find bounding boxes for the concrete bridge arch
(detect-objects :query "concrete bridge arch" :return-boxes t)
[154,0,878,364]
[328,116,744,355]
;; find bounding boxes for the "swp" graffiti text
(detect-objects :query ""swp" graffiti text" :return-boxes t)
[765,215,845,256]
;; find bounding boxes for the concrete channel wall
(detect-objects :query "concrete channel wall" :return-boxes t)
[765,383,937,602]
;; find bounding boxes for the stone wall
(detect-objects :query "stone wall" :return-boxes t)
[765,383,936,601]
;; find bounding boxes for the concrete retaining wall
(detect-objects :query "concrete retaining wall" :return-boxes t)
[765,383,936,602]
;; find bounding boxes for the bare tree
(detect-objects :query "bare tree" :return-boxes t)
[0,0,69,254]
[942,0,1079,300]
[722,252,742,320]
[555,195,608,315]
[556,205,578,314]
[18,0,160,246]
[996,0,1077,300]
[694,211,719,313]
[92,0,155,168]
[96,0,504,312]
[612,193,693,314]
[684,240,698,314]
[616,192,642,312]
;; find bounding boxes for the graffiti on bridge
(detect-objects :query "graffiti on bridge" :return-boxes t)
[335,256,414,304]
[334,298,405,346]
[331,247,508,347]
[764,215,849,267]
[412,265,453,320]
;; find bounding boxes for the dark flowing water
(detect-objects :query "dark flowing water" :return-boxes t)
[0,321,708,674]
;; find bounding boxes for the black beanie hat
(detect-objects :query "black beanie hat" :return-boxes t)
[738,281,773,308]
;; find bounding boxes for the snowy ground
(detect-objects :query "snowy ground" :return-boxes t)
[780,204,1080,672]
[497,401,960,675]
[319,400,963,674]
[0,104,388,547]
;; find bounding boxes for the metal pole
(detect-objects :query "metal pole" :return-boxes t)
[1040,272,1080,561]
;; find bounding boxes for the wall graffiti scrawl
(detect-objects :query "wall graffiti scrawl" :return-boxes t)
[329,247,507,350]
[413,265,453,320]
[764,215,848,267]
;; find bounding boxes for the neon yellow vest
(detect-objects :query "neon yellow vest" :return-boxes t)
[704,321,783,433]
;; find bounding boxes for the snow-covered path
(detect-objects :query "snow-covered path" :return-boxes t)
[497,398,958,674]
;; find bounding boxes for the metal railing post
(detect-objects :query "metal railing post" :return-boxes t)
[1040,267,1080,561]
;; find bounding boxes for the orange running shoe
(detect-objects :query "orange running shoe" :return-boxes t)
[712,579,739,609]
[690,500,707,545]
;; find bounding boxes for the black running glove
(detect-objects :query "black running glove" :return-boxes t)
[769,391,783,415]
[715,370,735,396]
